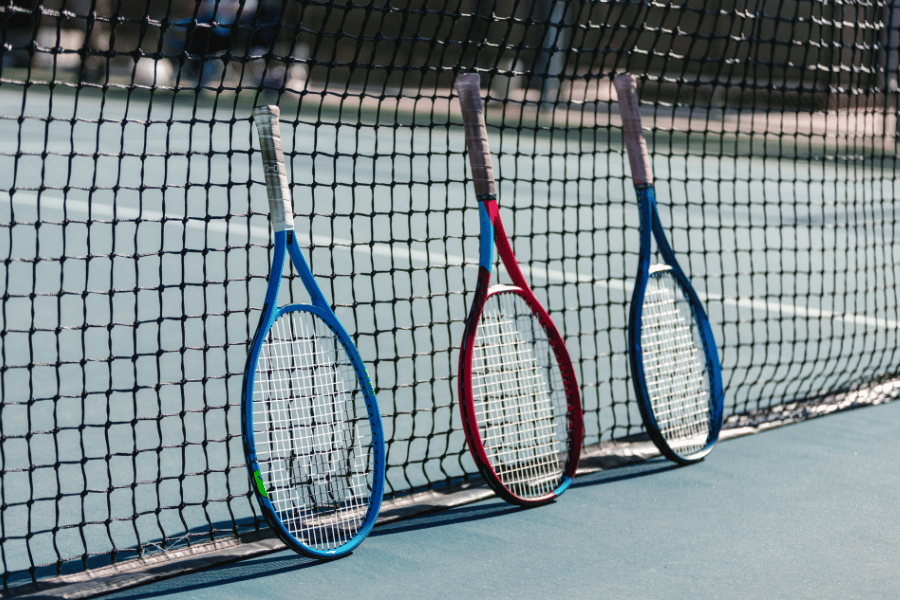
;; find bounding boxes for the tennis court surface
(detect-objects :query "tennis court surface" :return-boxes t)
[1,1,899,597]
[102,400,900,600]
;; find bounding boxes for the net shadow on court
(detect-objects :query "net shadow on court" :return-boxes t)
[102,553,322,600]
[569,457,680,490]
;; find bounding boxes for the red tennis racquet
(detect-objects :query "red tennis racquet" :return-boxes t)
[455,73,583,506]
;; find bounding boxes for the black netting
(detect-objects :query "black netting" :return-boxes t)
[1,0,899,594]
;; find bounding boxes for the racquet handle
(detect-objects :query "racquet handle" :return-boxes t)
[455,73,497,200]
[252,105,295,232]
[614,74,654,186]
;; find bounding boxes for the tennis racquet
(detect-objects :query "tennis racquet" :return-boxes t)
[455,73,583,506]
[242,105,385,558]
[614,73,724,464]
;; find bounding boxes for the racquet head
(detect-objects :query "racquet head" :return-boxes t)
[461,286,580,505]
[636,266,718,462]
[248,306,380,557]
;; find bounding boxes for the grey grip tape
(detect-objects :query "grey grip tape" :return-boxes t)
[252,105,295,232]
[614,74,654,186]
[455,73,497,199]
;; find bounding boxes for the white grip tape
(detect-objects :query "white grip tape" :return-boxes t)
[252,105,295,232]
[614,74,654,186]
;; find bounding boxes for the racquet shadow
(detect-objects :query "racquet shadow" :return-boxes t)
[105,553,323,600]
[107,503,524,599]
[375,457,680,537]
[369,499,522,537]
[569,456,682,489]
[107,503,521,599]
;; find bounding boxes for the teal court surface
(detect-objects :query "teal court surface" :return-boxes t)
[4,6,900,597]
[105,400,900,600]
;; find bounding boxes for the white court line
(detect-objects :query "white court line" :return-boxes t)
[2,192,460,269]
[707,294,900,331]
[4,192,898,330]
[527,262,900,330]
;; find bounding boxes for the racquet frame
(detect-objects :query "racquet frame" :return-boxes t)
[456,73,583,506]
[241,105,385,558]
[615,73,724,464]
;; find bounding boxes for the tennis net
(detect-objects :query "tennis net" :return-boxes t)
[2,0,899,596]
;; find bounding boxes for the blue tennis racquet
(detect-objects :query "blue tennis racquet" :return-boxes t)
[242,105,385,558]
[614,74,724,464]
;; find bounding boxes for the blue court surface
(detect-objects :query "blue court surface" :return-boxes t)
[5,9,900,600]
[105,400,900,600]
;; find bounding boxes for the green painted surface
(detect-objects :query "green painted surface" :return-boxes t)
[253,471,270,500]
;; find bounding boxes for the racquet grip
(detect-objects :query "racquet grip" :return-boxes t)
[455,73,497,200]
[614,74,654,186]
[252,105,295,232]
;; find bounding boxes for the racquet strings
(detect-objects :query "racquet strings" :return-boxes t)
[641,269,712,455]
[253,310,372,550]
[471,293,568,499]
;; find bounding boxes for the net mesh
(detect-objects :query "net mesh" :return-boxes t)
[1,0,899,594]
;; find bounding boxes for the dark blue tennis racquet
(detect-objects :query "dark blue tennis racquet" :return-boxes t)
[242,105,385,558]
[614,74,724,464]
